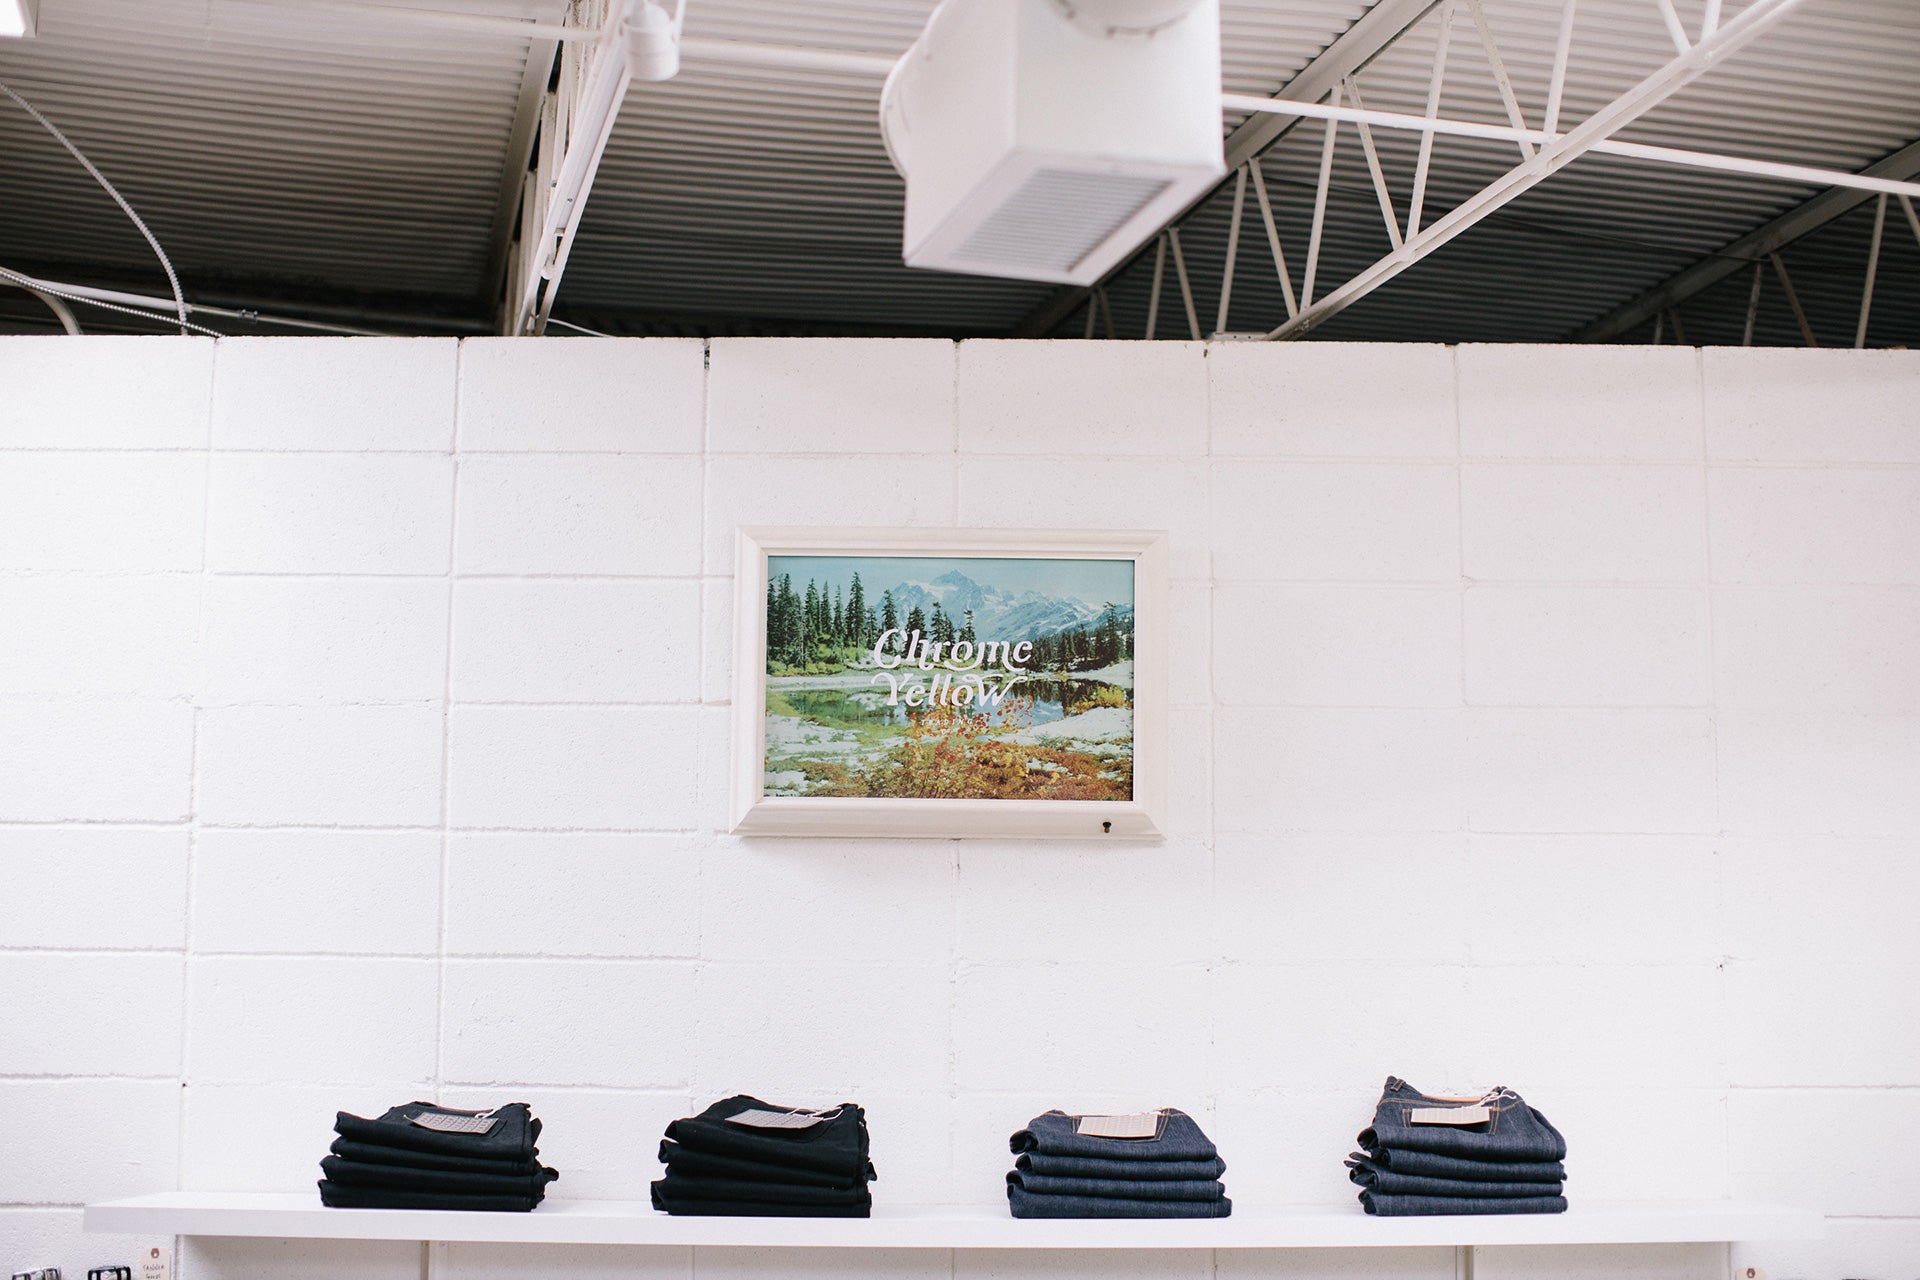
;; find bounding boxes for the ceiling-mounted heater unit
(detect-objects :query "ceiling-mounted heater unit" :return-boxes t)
[880,0,1224,286]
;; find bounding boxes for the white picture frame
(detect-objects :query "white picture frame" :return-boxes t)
[729,526,1170,838]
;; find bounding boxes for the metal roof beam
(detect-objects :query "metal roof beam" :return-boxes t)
[484,11,564,314]
[1567,137,1920,343]
[1009,0,1441,338]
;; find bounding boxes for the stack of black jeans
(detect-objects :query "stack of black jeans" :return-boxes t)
[1348,1077,1567,1216]
[652,1095,875,1217]
[1005,1109,1231,1218]
[319,1102,558,1211]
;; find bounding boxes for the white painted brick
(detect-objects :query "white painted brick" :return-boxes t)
[0,827,189,949]
[694,1248,947,1280]
[1210,1085,1406,1207]
[697,961,950,1094]
[1705,347,1920,463]
[0,452,205,571]
[456,454,702,576]
[702,455,954,573]
[1217,1243,1455,1280]
[183,1081,438,1191]
[1209,341,1456,459]
[1535,1088,1725,1202]
[212,337,455,450]
[1465,586,1710,706]
[451,579,700,703]
[1473,1244,1720,1280]
[1730,956,1920,1087]
[710,338,954,454]
[958,457,1211,579]
[1213,833,1471,965]
[955,1250,1210,1280]
[956,838,1209,964]
[1458,344,1703,460]
[0,576,200,698]
[1721,835,1920,963]
[442,1243,692,1280]
[1713,586,1920,712]
[201,576,448,705]
[1716,712,1920,835]
[1465,835,1719,965]
[1212,462,1458,582]
[1458,964,1725,1088]
[1734,1218,1920,1280]
[206,453,452,574]
[193,829,441,954]
[701,576,732,703]
[196,704,444,826]
[1214,584,1460,706]
[437,1084,695,1203]
[1462,463,1706,582]
[447,704,704,830]
[0,1079,176,1202]
[1709,467,1920,584]
[2,335,212,449]
[442,960,693,1089]
[1465,709,1716,832]
[953,962,1209,1096]
[1166,579,1211,706]
[1163,705,1213,842]
[0,1208,153,1280]
[0,699,193,822]
[458,336,705,453]
[1213,964,1462,1093]
[703,839,952,964]
[444,833,701,958]
[1729,1088,1920,1216]
[958,340,1206,457]
[183,1238,421,1280]
[694,701,735,834]
[189,955,438,1084]
[1214,708,1465,833]
[0,953,183,1075]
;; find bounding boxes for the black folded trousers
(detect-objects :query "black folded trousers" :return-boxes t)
[663,1096,871,1180]
[320,1156,558,1198]
[651,1173,870,1208]
[333,1103,541,1162]
[329,1138,546,1177]
[317,1181,544,1212]
[659,1139,872,1189]
[650,1181,872,1218]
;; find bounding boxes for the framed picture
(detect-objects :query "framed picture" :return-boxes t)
[730,527,1169,838]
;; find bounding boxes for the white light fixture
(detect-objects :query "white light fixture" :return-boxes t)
[1,0,38,38]
[881,0,1223,286]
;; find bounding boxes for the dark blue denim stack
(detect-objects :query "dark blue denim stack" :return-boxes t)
[1005,1110,1231,1218]
[652,1095,875,1217]
[319,1102,558,1211]
[1348,1078,1567,1216]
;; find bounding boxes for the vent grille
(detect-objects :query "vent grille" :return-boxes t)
[951,169,1171,275]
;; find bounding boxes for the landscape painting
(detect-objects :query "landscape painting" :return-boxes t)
[762,554,1137,802]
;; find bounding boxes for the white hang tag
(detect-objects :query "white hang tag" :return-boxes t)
[1074,1112,1161,1139]
[138,1244,171,1280]
[1409,1106,1491,1126]
[725,1108,828,1129]
[410,1110,501,1134]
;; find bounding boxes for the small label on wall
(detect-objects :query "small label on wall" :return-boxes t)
[1074,1113,1161,1139]
[1409,1106,1491,1126]
[138,1244,170,1280]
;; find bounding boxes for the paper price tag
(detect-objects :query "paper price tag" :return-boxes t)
[138,1244,171,1280]
[725,1108,827,1129]
[1074,1112,1160,1139]
[410,1110,500,1134]
[1409,1106,1491,1126]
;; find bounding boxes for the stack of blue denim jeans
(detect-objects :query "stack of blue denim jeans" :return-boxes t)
[1005,1109,1231,1218]
[1348,1077,1567,1216]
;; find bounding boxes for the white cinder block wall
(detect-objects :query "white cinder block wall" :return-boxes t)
[2,336,1917,1280]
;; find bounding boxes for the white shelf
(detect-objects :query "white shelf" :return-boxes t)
[85,1194,1822,1250]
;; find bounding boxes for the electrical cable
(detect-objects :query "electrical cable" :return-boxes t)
[544,317,617,337]
[0,79,191,334]
[0,265,224,336]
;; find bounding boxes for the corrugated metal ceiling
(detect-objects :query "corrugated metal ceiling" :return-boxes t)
[0,0,1914,344]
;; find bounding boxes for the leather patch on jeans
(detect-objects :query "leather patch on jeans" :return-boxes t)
[1074,1112,1161,1139]
[1409,1106,1491,1126]
[409,1111,501,1134]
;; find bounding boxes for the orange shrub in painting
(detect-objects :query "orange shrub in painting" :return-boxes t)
[816,699,1131,802]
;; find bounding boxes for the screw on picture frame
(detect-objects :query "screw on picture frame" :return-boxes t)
[1102,821,1111,833]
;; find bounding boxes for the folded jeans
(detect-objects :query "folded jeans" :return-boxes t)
[649,1182,871,1218]
[1345,1157,1560,1200]
[1013,1152,1227,1182]
[650,1173,872,1207]
[1357,1146,1565,1184]
[1007,1186,1232,1219]
[659,1139,872,1189]
[333,1102,541,1162]
[1357,1078,1567,1164]
[329,1138,546,1177]
[664,1096,871,1180]
[1359,1190,1567,1216]
[319,1156,557,1197]
[1009,1110,1219,1163]
[317,1180,542,1212]
[1008,1170,1226,1202]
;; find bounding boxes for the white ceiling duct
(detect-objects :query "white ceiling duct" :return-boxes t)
[881,0,1224,287]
